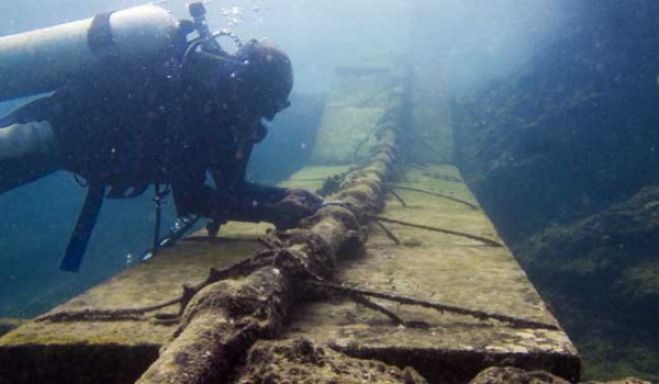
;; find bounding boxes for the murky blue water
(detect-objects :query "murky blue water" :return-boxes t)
[1,1,657,381]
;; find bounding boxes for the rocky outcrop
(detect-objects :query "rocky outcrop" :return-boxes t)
[233,338,427,384]
[454,0,659,242]
[513,187,659,380]
[452,0,659,381]
[469,366,570,384]
[517,186,659,320]
[469,366,650,384]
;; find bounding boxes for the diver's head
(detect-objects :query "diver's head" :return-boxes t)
[233,40,293,120]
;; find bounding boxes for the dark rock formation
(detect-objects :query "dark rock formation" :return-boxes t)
[452,0,659,381]
[454,0,659,241]
[518,186,659,321]
[469,366,650,384]
[469,366,570,384]
[233,338,427,384]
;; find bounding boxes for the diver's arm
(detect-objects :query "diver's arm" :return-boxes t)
[209,145,321,228]
[171,163,286,222]
[171,167,234,219]
[208,145,288,223]
[0,97,62,193]
[230,181,322,229]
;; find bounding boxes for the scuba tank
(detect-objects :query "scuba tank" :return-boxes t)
[0,2,245,272]
[25,2,239,273]
[0,5,180,102]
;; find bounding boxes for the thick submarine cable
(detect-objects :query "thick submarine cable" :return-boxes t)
[135,71,408,384]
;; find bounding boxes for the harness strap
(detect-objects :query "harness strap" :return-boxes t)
[88,11,116,54]
[61,184,106,272]
[151,183,171,258]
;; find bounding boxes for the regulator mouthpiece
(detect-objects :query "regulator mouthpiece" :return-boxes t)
[188,1,223,53]
[188,2,207,18]
[188,2,210,39]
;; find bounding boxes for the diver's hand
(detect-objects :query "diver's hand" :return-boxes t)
[268,188,323,230]
[284,188,324,208]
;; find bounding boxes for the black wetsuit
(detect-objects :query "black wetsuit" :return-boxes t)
[0,48,294,272]
[0,53,287,222]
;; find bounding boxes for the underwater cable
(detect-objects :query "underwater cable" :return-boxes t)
[387,184,478,210]
[310,280,559,331]
[368,214,502,247]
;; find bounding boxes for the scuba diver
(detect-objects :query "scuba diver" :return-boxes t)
[0,3,323,271]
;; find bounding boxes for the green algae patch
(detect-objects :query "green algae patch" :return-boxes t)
[408,64,455,164]
[617,260,659,302]
[0,320,171,347]
[576,334,659,383]
[233,338,428,384]
[313,107,384,164]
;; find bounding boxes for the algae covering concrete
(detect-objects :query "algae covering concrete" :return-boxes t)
[311,63,454,166]
[0,221,272,383]
[0,318,23,337]
[311,66,396,164]
[408,64,455,165]
[280,165,352,192]
[282,165,580,383]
